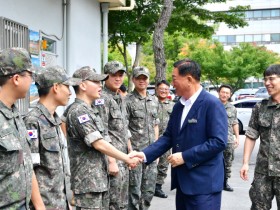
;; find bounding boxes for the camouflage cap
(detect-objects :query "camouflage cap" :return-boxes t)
[132,66,150,78]
[104,61,126,74]
[35,65,82,89]
[73,66,108,82]
[0,47,35,76]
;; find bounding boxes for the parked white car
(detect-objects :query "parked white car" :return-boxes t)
[255,87,269,98]
[233,88,258,101]
[231,98,263,133]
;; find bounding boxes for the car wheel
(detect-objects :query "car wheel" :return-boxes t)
[238,119,243,134]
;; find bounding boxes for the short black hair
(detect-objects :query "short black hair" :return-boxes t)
[156,80,170,87]
[36,82,52,97]
[263,64,280,77]
[218,84,232,93]
[173,58,201,81]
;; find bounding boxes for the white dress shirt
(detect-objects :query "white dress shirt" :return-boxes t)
[180,86,203,128]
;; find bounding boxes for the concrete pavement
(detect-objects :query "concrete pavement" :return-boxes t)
[149,135,277,210]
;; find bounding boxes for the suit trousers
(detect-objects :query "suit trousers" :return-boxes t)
[176,186,222,210]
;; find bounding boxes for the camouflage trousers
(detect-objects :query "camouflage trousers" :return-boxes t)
[249,172,280,210]
[223,143,234,179]
[75,191,109,210]
[109,162,129,210]
[156,150,171,185]
[128,161,157,210]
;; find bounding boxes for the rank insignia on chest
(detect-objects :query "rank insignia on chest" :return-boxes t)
[95,98,105,106]
[78,114,90,123]
[27,129,38,139]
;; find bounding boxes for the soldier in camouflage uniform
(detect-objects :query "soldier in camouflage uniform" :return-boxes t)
[126,66,159,210]
[98,61,131,210]
[154,80,174,199]
[0,48,37,209]
[24,66,81,209]
[218,84,239,192]
[240,64,280,210]
[66,66,141,210]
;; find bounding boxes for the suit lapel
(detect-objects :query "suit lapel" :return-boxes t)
[180,90,205,131]
[176,102,185,134]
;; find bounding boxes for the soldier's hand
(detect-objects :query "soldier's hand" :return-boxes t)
[128,151,145,162]
[127,157,142,169]
[240,164,249,181]
[168,152,184,167]
[234,137,240,149]
[109,161,119,176]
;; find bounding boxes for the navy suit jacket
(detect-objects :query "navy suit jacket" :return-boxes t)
[143,89,228,195]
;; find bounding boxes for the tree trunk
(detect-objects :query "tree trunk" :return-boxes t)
[153,0,173,84]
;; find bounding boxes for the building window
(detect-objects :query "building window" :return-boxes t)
[271,34,280,42]
[245,35,253,42]
[236,35,244,43]
[0,17,30,114]
[246,11,254,19]
[227,35,236,44]
[262,34,270,42]
[212,33,280,45]
[244,9,280,20]
[253,34,262,42]
[262,10,271,18]
[271,9,280,18]
[219,36,227,43]
[253,10,262,19]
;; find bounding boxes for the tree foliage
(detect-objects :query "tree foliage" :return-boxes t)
[108,0,249,89]
[182,40,280,92]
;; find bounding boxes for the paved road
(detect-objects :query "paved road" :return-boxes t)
[150,135,277,210]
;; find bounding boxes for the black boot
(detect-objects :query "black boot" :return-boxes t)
[224,179,234,192]
[154,184,168,198]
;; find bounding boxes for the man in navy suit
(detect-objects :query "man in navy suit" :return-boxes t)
[130,58,228,210]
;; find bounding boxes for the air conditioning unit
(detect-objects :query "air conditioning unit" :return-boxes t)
[98,0,126,8]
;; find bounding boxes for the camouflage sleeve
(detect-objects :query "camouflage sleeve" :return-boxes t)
[68,106,104,147]
[245,103,260,140]
[60,110,67,123]
[154,97,160,125]
[232,107,238,125]
[23,116,40,166]
[96,98,112,143]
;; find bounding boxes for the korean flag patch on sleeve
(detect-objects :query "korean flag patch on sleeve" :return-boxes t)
[27,130,38,139]
[78,114,90,124]
[95,98,105,106]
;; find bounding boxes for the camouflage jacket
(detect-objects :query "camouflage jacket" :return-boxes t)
[98,86,130,154]
[66,98,109,194]
[0,101,33,209]
[158,99,174,136]
[246,98,280,176]
[24,103,68,209]
[126,90,159,150]
[224,102,238,144]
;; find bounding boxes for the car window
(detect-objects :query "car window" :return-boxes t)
[234,102,257,108]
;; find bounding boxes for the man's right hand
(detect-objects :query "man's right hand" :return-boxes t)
[240,164,249,181]
[128,151,145,162]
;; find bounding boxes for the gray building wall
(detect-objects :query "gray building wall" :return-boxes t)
[0,0,102,74]
[205,0,280,54]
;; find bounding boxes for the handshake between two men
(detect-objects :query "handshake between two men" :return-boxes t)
[128,151,185,168]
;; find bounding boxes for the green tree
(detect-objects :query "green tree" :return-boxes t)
[182,40,280,92]
[108,0,249,89]
[223,43,280,91]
